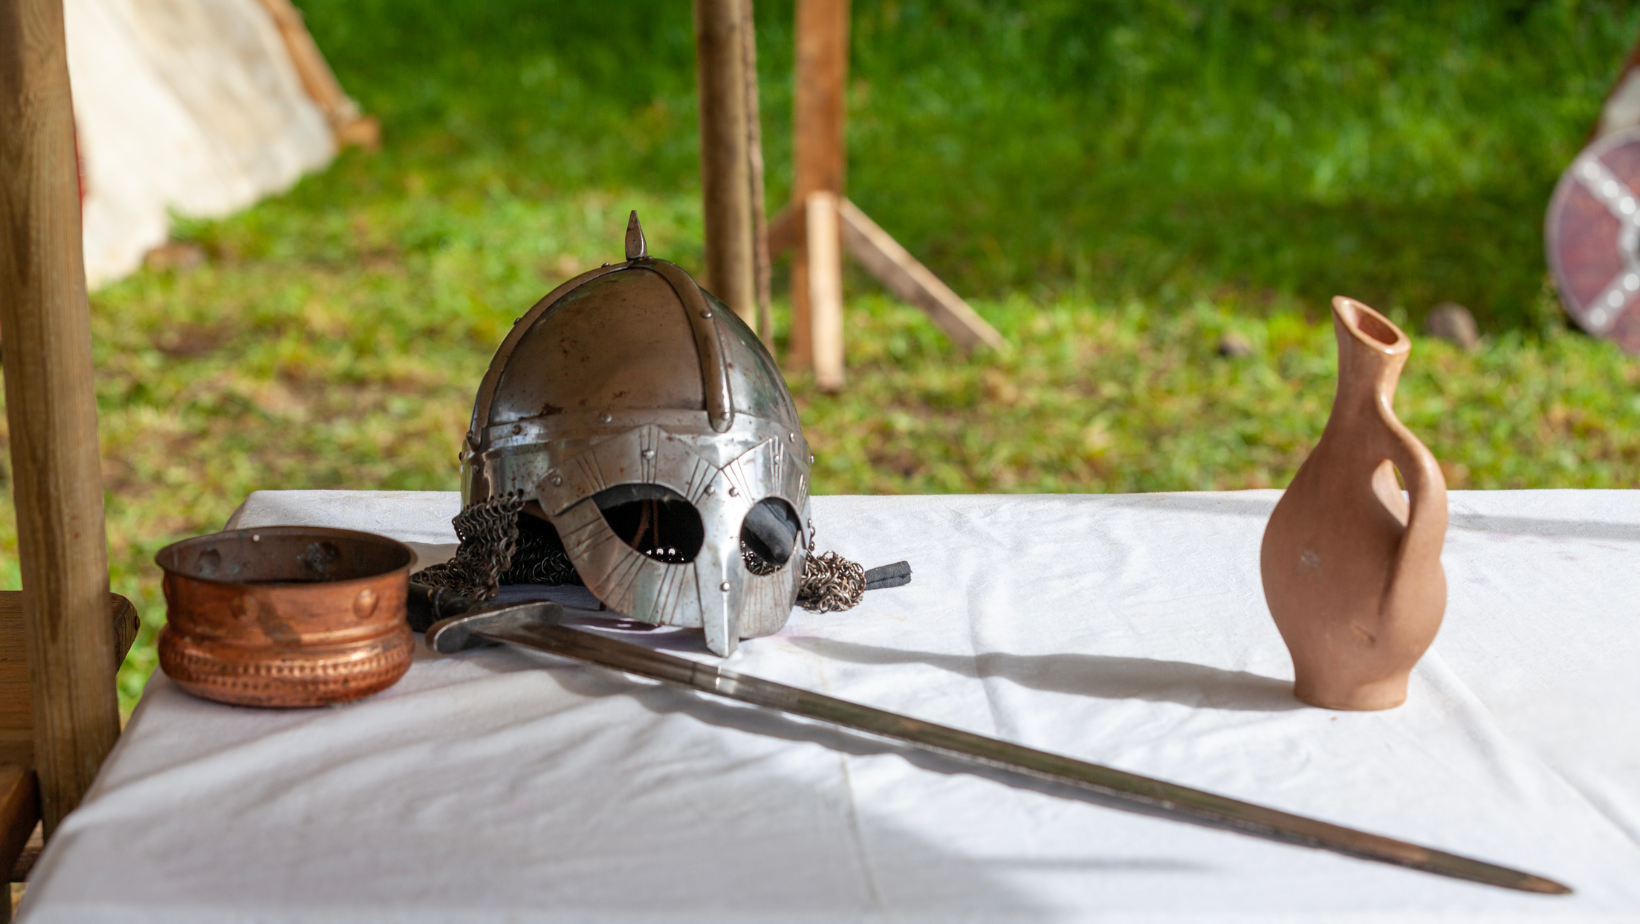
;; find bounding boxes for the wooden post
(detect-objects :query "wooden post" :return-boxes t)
[766,0,1003,368]
[789,0,848,369]
[740,0,773,342]
[694,0,758,329]
[806,191,844,390]
[0,0,121,835]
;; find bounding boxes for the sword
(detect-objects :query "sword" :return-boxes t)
[415,587,1570,895]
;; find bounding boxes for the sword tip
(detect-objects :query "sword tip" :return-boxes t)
[1517,874,1573,895]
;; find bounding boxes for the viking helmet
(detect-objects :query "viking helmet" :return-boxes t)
[450,213,811,656]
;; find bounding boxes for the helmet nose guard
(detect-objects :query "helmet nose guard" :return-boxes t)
[453,212,812,656]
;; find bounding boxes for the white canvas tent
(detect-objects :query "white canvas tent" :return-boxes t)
[64,0,369,287]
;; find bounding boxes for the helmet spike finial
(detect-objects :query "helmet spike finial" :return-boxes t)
[625,211,648,261]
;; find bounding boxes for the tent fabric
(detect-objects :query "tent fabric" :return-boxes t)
[66,0,335,287]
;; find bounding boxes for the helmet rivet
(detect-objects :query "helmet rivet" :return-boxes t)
[728,486,738,496]
[719,582,731,592]
[641,448,655,459]
[788,432,796,442]
[549,473,563,486]
[703,484,715,495]
[599,412,613,424]
[809,455,815,464]
[700,310,712,319]
[511,423,523,435]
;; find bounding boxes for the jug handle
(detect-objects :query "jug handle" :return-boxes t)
[1377,415,1448,614]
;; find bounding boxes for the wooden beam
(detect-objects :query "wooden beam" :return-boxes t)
[0,592,135,902]
[806,191,845,391]
[0,766,37,921]
[0,594,142,767]
[0,0,122,835]
[694,0,757,329]
[766,202,798,260]
[793,0,849,201]
[250,0,379,149]
[0,768,36,892]
[769,198,1005,354]
[740,0,772,342]
[9,822,41,885]
[837,198,1006,353]
[789,0,848,369]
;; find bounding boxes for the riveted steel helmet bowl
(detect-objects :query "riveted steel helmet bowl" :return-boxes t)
[457,213,811,655]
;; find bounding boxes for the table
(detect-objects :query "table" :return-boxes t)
[19,490,1640,922]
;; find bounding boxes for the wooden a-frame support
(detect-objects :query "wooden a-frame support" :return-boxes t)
[695,0,1005,391]
[773,0,1004,390]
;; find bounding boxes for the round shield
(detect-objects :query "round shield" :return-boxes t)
[1546,126,1640,352]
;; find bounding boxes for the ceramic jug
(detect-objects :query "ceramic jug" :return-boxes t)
[1260,296,1448,710]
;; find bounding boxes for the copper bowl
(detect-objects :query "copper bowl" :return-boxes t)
[157,527,415,707]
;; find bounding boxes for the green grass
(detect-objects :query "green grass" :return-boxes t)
[301,0,1640,328]
[0,0,1637,710]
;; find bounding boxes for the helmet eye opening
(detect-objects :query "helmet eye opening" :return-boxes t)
[741,498,801,574]
[593,485,703,564]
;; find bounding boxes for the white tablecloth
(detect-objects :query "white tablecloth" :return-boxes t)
[20,490,1640,922]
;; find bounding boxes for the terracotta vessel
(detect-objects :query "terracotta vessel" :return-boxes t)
[158,527,415,707]
[1260,297,1448,710]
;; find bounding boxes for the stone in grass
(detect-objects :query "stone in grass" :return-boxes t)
[1424,302,1479,351]
[143,240,206,273]
[1217,332,1254,358]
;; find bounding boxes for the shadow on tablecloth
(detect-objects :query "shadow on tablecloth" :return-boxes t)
[786,638,1301,713]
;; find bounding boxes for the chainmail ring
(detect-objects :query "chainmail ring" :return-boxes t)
[795,550,866,612]
[411,491,527,600]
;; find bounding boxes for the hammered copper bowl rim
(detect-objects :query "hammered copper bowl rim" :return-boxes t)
[156,526,415,588]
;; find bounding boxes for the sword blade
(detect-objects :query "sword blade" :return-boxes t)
[470,618,1569,895]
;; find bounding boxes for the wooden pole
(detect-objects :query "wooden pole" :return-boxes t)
[766,1,1002,365]
[694,0,758,329]
[0,0,121,835]
[806,191,845,390]
[789,0,848,369]
[741,0,772,342]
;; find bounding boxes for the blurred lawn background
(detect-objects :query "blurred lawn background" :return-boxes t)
[2,0,1639,709]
